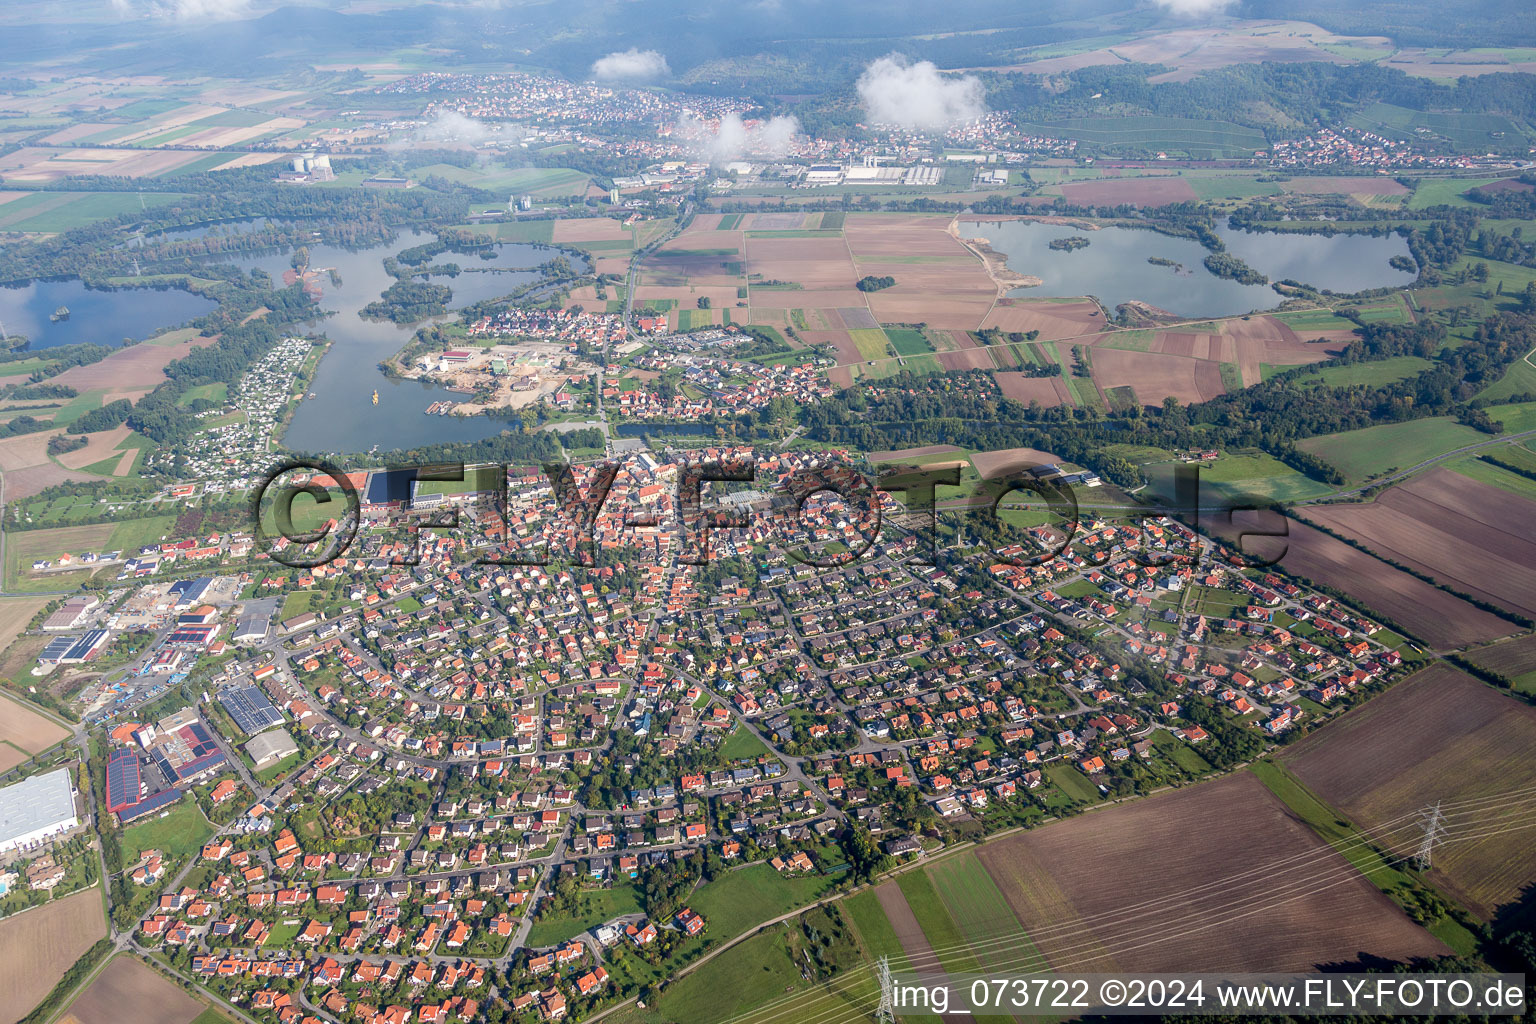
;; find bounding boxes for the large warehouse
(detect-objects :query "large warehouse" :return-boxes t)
[0,769,78,854]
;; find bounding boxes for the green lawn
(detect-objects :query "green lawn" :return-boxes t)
[1408,176,1511,209]
[717,724,770,762]
[1044,761,1101,803]
[926,851,1045,972]
[121,798,212,863]
[644,928,810,1024]
[524,883,642,947]
[1298,417,1486,481]
[1489,400,1536,434]
[281,590,326,620]
[687,863,840,945]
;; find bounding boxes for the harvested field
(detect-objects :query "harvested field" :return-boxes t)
[1304,469,1536,619]
[1211,516,1513,648]
[799,330,861,365]
[60,955,204,1024]
[0,690,70,770]
[0,887,107,1023]
[1091,348,1227,405]
[50,335,216,392]
[551,218,631,243]
[993,371,1073,406]
[971,447,1065,478]
[0,464,96,501]
[1282,664,1536,918]
[1281,176,1412,196]
[55,426,133,470]
[1058,177,1199,206]
[974,772,1447,973]
[838,307,878,330]
[0,595,53,662]
[981,299,1104,340]
[843,215,999,328]
[869,444,963,462]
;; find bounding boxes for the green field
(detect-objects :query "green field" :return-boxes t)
[895,871,984,974]
[121,797,212,864]
[464,219,556,243]
[1044,761,1101,803]
[687,863,840,946]
[524,883,642,947]
[1444,455,1536,501]
[1476,352,1536,403]
[1014,116,1266,157]
[1187,175,1283,200]
[847,328,890,362]
[717,723,771,761]
[926,852,1045,972]
[418,163,590,197]
[0,191,188,232]
[1273,309,1361,333]
[1299,356,1434,388]
[885,328,935,357]
[1408,176,1514,210]
[1298,417,1486,481]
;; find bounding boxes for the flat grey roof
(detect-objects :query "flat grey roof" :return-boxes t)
[0,769,75,846]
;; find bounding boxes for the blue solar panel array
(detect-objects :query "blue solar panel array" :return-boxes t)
[219,684,284,735]
[106,749,141,812]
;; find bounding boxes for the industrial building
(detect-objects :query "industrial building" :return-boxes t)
[245,729,298,768]
[0,769,78,854]
[220,684,284,735]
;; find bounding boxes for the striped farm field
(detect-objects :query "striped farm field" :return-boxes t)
[847,328,890,361]
[972,772,1446,973]
[927,851,1049,972]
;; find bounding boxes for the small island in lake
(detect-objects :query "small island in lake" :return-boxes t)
[1203,252,1268,285]
[1148,256,1183,270]
[1048,236,1090,252]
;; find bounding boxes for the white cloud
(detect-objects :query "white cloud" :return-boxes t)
[856,54,986,131]
[678,112,800,164]
[591,48,671,83]
[1148,0,1236,17]
[417,110,495,146]
[109,0,253,19]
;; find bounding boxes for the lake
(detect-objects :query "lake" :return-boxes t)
[0,278,217,350]
[215,234,558,454]
[959,220,1417,318]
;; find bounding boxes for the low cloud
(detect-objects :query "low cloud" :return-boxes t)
[1148,0,1236,17]
[416,111,496,147]
[678,112,800,164]
[592,48,671,83]
[111,0,253,19]
[856,54,986,131]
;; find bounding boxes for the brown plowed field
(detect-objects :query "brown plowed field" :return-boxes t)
[60,955,204,1024]
[993,372,1073,406]
[1304,469,1536,619]
[936,349,996,371]
[1092,348,1227,405]
[982,299,1104,340]
[1282,663,1536,918]
[1059,177,1200,206]
[0,690,71,771]
[975,772,1445,973]
[0,888,107,1022]
[1212,516,1513,649]
[1463,632,1536,679]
